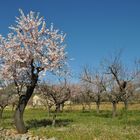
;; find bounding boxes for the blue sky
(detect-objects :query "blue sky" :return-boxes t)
[0,0,140,81]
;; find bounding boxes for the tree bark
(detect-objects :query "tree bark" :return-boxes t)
[112,102,117,118]
[14,86,35,133]
[55,104,61,112]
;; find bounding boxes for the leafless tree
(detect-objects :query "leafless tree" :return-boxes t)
[102,51,137,116]
[80,66,106,113]
[40,82,71,113]
[38,78,70,126]
[78,84,92,111]
[36,85,54,116]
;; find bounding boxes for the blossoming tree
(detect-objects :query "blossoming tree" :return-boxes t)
[0,10,67,133]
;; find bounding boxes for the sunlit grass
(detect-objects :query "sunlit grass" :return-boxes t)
[0,103,140,140]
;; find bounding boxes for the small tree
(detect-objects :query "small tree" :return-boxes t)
[102,51,137,116]
[120,82,135,110]
[0,10,67,133]
[78,84,92,111]
[102,52,127,117]
[38,80,70,126]
[80,67,106,113]
[40,81,71,113]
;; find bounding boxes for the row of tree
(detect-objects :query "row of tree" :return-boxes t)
[0,9,139,134]
[0,55,140,129]
[79,52,139,117]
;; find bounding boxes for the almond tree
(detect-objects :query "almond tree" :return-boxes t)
[0,10,67,133]
[102,51,137,116]
[38,80,70,126]
[80,84,93,111]
[121,82,135,110]
[39,80,71,113]
[80,67,106,113]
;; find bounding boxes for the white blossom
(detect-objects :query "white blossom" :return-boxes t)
[0,9,67,85]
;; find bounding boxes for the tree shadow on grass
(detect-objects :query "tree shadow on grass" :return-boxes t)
[26,118,73,129]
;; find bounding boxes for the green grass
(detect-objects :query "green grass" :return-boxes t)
[0,106,140,140]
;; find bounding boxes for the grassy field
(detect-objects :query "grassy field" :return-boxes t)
[0,103,140,140]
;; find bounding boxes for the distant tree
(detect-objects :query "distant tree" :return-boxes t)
[36,86,54,116]
[0,91,10,119]
[120,82,135,110]
[0,10,67,133]
[38,79,70,126]
[102,51,137,116]
[80,67,106,113]
[0,83,17,119]
[39,80,71,113]
[78,84,92,111]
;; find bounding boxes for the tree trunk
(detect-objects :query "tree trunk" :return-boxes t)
[55,104,61,112]
[96,102,100,114]
[124,101,128,110]
[14,86,35,133]
[112,102,117,118]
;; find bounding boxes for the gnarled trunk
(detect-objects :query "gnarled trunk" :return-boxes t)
[14,86,35,133]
